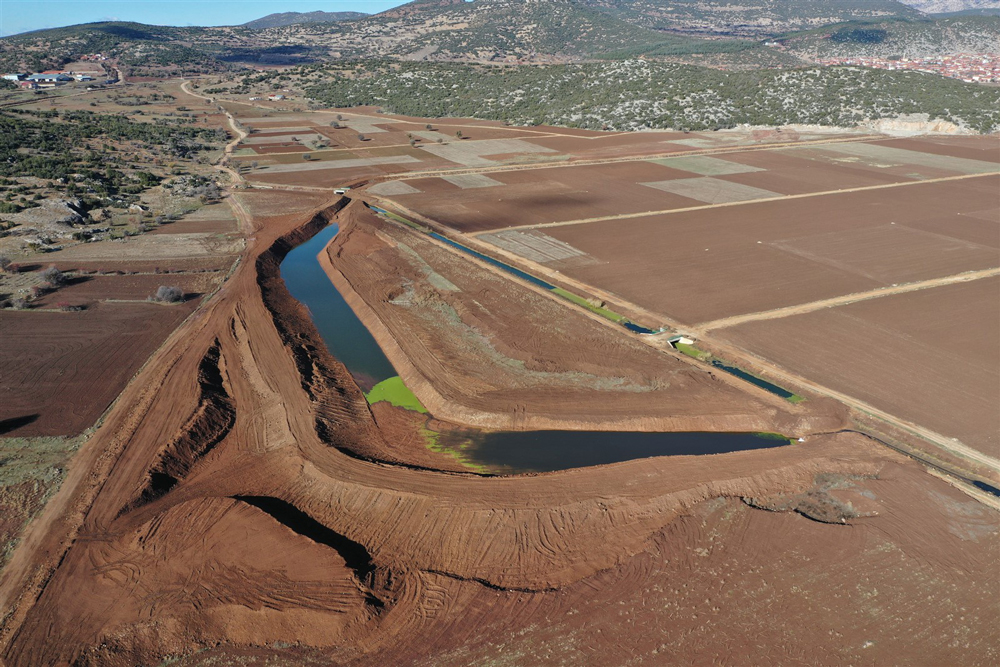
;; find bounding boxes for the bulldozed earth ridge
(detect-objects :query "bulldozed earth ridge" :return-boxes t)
[0,196,995,666]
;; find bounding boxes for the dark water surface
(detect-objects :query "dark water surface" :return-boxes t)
[280,223,396,391]
[445,430,790,474]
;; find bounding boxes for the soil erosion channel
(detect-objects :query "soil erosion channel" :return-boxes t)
[281,220,788,473]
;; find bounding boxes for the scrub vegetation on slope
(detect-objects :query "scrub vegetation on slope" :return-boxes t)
[296,60,1000,132]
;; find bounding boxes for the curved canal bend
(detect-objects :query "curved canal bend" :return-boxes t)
[280,221,790,474]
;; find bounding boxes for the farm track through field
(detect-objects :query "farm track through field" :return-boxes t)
[694,267,1000,332]
[486,171,1000,234]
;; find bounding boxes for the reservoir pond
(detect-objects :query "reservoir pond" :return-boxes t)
[280,222,790,473]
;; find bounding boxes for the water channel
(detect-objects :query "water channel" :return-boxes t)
[280,222,790,474]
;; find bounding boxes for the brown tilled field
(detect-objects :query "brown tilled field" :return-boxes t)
[1,198,995,667]
[537,175,999,324]
[716,277,1000,455]
[0,302,196,437]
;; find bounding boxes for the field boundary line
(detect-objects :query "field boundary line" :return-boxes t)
[695,267,1000,332]
[486,171,1000,234]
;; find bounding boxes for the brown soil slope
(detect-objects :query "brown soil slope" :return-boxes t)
[1,197,996,667]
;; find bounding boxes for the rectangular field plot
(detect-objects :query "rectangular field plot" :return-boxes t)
[785,142,1000,177]
[368,181,423,196]
[418,139,558,167]
[479,230,598,267]
[442,174,504,189]
[716,277,1000,455]
[541,175,1000,324]
[770,224,999,284]
[383,161,705,232]
[648,155,765,176]
[242,133,324,145]
[641,177,779,204]
[252,155,419,174]
[0,303,196,437]
[875,136,1000,163]
[382,141,970,234]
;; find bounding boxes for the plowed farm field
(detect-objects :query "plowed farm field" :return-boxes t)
[534,175,999,324]
[716,277,1000,455]
[0,302,196,437]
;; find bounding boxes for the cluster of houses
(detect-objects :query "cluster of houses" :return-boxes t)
[814,53,1000,84]
[3,70,97,90]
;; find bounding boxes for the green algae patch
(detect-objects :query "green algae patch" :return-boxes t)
[674,342,708,360]
[422,427,490,474]
[754,431,795,444]
[365,376,428,413]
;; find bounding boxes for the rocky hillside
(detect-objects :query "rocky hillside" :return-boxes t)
[579,0,924,35]
[783,15,1000,58]
[242,11,368,29]
[900,0,1000,13]
[294,59,1000,133]
[1,0,990,74]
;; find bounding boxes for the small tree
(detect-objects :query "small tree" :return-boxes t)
[357,134,366,141]
[303,153,311,160]
[336,114,343,121]
[455,130,463,139]
[41,265,66,287]
[409,139,417,147]
[331,121,341,128]
[425,124,433,131]
[153,285,183,303]
[0,255,11,273]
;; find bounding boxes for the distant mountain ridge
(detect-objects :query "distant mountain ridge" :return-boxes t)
[575,0,924,34]
[242,11,368,29]
[2,0,992,77]
[898,0,1000,13]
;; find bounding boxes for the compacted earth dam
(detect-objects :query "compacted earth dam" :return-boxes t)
[281,219,790,474]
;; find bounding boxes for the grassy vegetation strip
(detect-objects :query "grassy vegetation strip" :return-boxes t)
[365,376,427,413]
[550,287,627,323]
[674,342,707,360]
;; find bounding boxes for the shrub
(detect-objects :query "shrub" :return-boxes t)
[56,301,85,312]
[41,265,67,287]
[0,255,10,273]
[153,285,184,303]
